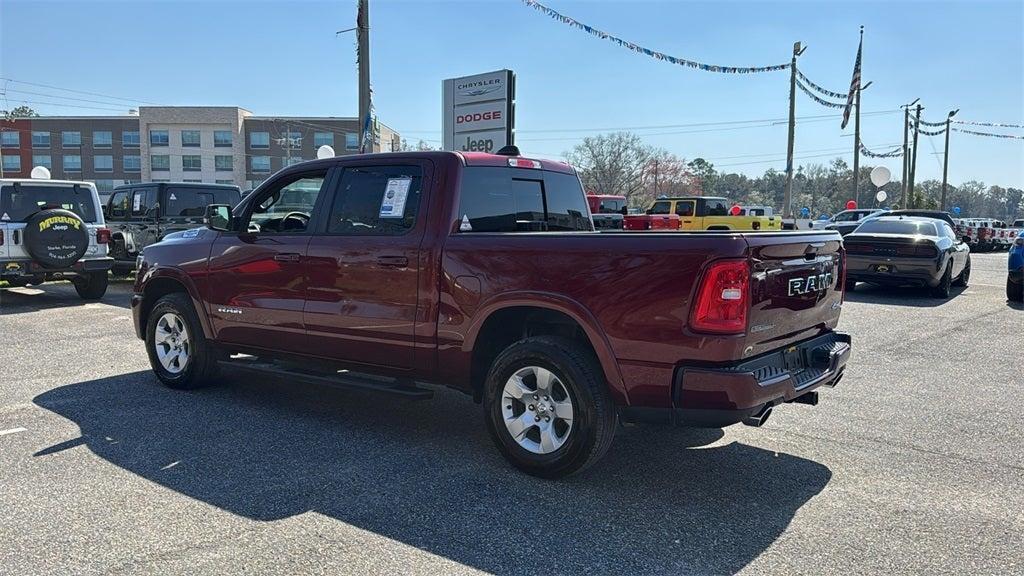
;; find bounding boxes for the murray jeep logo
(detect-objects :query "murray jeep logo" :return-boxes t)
[38,216,81,232]
[788,271,833,296]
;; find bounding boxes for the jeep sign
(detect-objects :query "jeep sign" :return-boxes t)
[443,69,515,153]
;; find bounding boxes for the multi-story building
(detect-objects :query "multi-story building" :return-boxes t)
[0,106,401,195]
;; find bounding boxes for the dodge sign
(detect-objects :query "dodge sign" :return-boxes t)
[443,69,515,153]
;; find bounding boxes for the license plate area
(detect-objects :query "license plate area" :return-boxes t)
[783,346,805,372]
[872,263,895,274]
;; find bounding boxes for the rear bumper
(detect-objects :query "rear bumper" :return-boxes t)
[621,331,851,428]
[846,255,942,287]
[1,257,113,277]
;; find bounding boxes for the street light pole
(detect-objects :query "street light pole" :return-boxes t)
[908,103,923,208]
[941,108,959,209]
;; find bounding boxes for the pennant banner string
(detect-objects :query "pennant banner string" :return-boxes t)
[908,122,947,136]
[521,0,790,74]
[795,69,847,100]
[911,117,948,127]
[953,127,1024,140]
[860,142,903,158]
[954,120,1024,129]
[796,79,846,109]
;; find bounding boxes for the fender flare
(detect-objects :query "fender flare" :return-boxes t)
[463,291,628,405]
[141,266,214,339]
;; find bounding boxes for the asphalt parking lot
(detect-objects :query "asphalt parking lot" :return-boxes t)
[1,252,1022,576]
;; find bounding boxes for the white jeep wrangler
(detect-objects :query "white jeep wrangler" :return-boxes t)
[0,177,113,299]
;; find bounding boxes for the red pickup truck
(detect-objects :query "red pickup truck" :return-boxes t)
[132,149,851,478]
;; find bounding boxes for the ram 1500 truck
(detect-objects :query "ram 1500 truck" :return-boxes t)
[132,149,851,478]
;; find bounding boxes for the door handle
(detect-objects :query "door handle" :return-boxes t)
[274,252,302,263]
[377,255,408,267]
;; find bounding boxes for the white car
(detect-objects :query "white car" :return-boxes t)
[0,177,113,298]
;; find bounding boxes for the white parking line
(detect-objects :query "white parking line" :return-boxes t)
[0,427,27,436]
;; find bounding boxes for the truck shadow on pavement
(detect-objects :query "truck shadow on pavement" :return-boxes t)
[0,283,132,313]
[34,371,832,575]
[844,283,967,307]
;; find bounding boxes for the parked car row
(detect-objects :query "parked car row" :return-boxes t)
[954,218,1021,252]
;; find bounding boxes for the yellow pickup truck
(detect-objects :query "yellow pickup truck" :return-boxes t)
[642,196,779,231]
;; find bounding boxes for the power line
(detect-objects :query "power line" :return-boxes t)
[2,98,134,113]
[2,88,144,108]
[0,78,159,105]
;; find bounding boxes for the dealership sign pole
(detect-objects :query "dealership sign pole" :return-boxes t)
[443,70,515,153]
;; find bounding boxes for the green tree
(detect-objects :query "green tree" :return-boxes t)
[1,105,39,120]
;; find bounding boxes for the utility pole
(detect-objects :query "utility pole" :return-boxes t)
[852,80,872,206]
[941,108,959,209]
[898,98,919,209]
[908,103,923,207]
[653,158,659,198]
[784,41,805,219]
[357,0,371,153]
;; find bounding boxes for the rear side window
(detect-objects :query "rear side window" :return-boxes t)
[165,187,239,217]
[458,167,592,232]
[0,184,97,222]
[675,201,695,217]
[327,165,423,235]
[705,200,728,216]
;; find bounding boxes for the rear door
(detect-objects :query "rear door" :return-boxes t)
[742,232,844,356]
[674,200,696,229]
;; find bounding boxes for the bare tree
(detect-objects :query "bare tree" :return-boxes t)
[565,132,654,206]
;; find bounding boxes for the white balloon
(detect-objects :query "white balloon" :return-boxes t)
[876,190,888,203]
[30,166,51,180]
[316,145,335,159]
[870,166,891,187]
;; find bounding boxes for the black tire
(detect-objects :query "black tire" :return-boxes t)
[483,336,617,479]
[73,271,108,299]
[22,209,90,269]
[110,264,134,279]
[844,279,857,292]
[953,257,971,287]
[1008,276,1024,302]
[931,262,953,299]
[145,292,220,389]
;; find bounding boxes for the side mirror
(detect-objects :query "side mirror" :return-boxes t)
[620,206,628,216]
[205,204,232,232]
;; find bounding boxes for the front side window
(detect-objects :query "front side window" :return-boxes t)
[247,174,326,234]
[314,132,333,147]
[94,155,113,172]
[182,155,201,171]
[150,130,169,146]
[94,131,112,148]
[33,154,52,169]
[165,186,239,218]
[62,131,81,147]
[124,155,141,172]
[327,165,423,235]
[151,155,170,171]
[345,132,359,150]
[1,131,19,148]
[109,190,130,218]
[32,131,50,148]
[251,156,271,172]
[214,130,232,147]
[2,155,21,172]
[123,131,140,147]
[63,155,82,171]
[250,131,269,149]
[181,130,201,147]
[649,201,671,215]
[215,155,233,171]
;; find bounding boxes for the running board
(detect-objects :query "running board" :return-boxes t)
[217,358,434,400]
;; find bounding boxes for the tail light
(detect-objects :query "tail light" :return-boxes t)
[895,244,938,257]
[690,259,749,334]
[96,228,111,244]
[844,243,872,254]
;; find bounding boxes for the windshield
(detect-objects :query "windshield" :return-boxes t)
[596,198,624,213]
[0,184,98,222]
[856,219,937,236]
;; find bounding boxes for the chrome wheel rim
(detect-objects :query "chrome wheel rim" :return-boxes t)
[501,366,574,455]
[154,313,190,374]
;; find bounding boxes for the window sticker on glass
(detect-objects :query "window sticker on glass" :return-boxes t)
[379,177,411,218]
[133,194,143,212]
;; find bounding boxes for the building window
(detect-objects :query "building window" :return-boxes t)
[215,155,233,171]
[94,131,112,148]
[250,156,271,172]
[182,155,201,171]
[214,130,233,147]
[150,129,169,146]
[32,131,50,148]
[124,155,142,172]
[62,131,82,147]
[314,132,334,148]
[2,155,21,172]
[124,179,141,185]
[94,155,113,172]
[94,179,115,193]
[151,154,170,171]
[183,179,203,183]
[152,179,170,183]
[63,155,82,171]
[247,179,264,189]
[216,179,234,185]
[33,154,52,169]
[250,131,269,149]
[286,157,304,166]
[284,131,302,149]
[345,132,359,150]
[123,131,140,147]
[0,131,18,148]
[181,130,201,147]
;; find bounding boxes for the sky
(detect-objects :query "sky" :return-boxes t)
[1,0,1022,188]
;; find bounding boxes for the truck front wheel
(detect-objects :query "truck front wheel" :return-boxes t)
[146,293,220,389]
[483,336,617,479]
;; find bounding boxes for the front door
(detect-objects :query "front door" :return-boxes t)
[206,170,331,353]
[304,161,431,370]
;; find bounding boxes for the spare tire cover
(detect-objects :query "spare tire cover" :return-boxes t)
[22,208,90,269]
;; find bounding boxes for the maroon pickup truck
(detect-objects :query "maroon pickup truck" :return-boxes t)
[132,149,851,478]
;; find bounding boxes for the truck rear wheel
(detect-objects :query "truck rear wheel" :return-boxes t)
[73,271,108,300]
[1008,276,1024,302]
[483,336,617,479]
[145,293,220,389]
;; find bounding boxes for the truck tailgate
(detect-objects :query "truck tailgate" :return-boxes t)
[743,232,844,357]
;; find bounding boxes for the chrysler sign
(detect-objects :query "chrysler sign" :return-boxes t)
[443,69,515,153]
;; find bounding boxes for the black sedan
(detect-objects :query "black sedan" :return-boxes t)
[844,216,971,298]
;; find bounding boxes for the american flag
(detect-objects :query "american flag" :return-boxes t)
[841,35,862,129]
